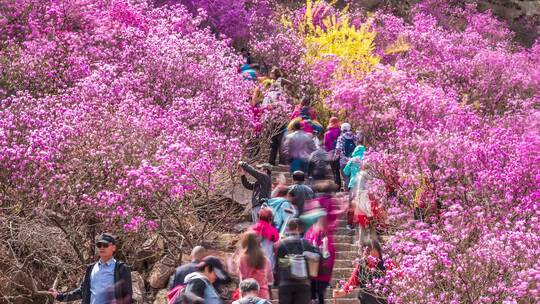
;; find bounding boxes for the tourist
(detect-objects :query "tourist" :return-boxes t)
[261,66,292,105]
[349,161,377,236]
[232,279,271,304]
[250,208,280,269]
[267,66,291,92]
[274,219,320,304]
[236,232,274,299]
[311,180,339,225]
[305,216,336,304]
[343,145,366,192]
[333,241,387,304]
[268,124,287,166]
[240,63,258,81]
[264,66,291,166]
[310,125,322,149]
[335,123,360,191]
[183,256,230,304]
[323,117,341,188]
[266,186,297,235]
[308,147,330,182]
[283,120,317,173]
[287,171,315,215]
[239,161,272,223]
[291,96,317,120]
[170,246,207,289]
[48,233,133,304]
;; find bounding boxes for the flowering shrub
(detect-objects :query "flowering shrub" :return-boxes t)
[290,0,379,81]
[0,1,254,232]
[158,0,275,45]
[326,1,540,302]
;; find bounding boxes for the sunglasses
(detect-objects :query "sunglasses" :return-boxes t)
[96,243,110,248]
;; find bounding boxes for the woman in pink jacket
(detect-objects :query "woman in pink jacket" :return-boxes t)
[250,208,279,269]
[236,232,274,299]
[323,117,341,189]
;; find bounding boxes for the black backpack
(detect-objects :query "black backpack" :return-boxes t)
[342,137,356,157]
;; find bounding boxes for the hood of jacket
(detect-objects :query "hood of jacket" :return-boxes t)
[251,220,280,242]
[184,272,209,285]
[342,130,354,139]
[352,145,366,158]
[267,197,289,208]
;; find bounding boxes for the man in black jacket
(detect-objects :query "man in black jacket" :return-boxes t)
[48,233,133,304]
[274,219,320,304]
[169,245,206,289]
[239,161,272,222]
[287,171,314,215]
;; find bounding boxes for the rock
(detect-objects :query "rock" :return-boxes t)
[149,255,176,289]
[205,232,240,250]
[153,289,168,304]
[131,271,145,303]
[224,183,252,206]
[233,221,252,233]
[134,234,164,272]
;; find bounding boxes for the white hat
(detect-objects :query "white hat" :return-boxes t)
[341,123,351,132]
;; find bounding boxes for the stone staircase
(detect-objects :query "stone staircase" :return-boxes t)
[269,164,360,303]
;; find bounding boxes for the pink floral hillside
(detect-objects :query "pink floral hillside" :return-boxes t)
[0,0,256,231]
[324,1,540,302]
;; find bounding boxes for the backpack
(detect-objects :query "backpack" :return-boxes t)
[282,239,308,281]
[289,254,308,280]
[233,298,269,304]
[299,106,312,119]
[167,284,185,304]
[342,137,356,158]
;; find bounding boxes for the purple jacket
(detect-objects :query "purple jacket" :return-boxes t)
[323,127,340,152]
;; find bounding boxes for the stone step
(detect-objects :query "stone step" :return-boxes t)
[335,219,348,226]
[334,242,358,252]
[333,259,356,268]
[331,267,355,278]
[333,234,354,244]
[273,164,290,172]
[270,298,357,303]
[334,227,356,235]
[334,251,357,260]
[270,287,358,300]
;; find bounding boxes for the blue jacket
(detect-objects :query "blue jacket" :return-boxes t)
[266,197,295,234]
[343,145,366,189]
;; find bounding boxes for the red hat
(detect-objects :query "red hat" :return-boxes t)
[327,117,340,129]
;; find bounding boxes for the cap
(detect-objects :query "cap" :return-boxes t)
[96,233,116,245]
[197,256,229,280]
[341,123,351,132]
[292,170,305,182]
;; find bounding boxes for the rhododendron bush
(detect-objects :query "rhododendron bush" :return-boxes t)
[157,0,276,45]
[1,0,256,298]
[1,0,254,233]
[324,1,540,302]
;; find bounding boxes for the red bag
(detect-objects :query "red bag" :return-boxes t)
[167,284,185,304]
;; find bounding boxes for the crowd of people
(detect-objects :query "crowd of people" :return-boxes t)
[234,60,389,304]
[46,61,389,304]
